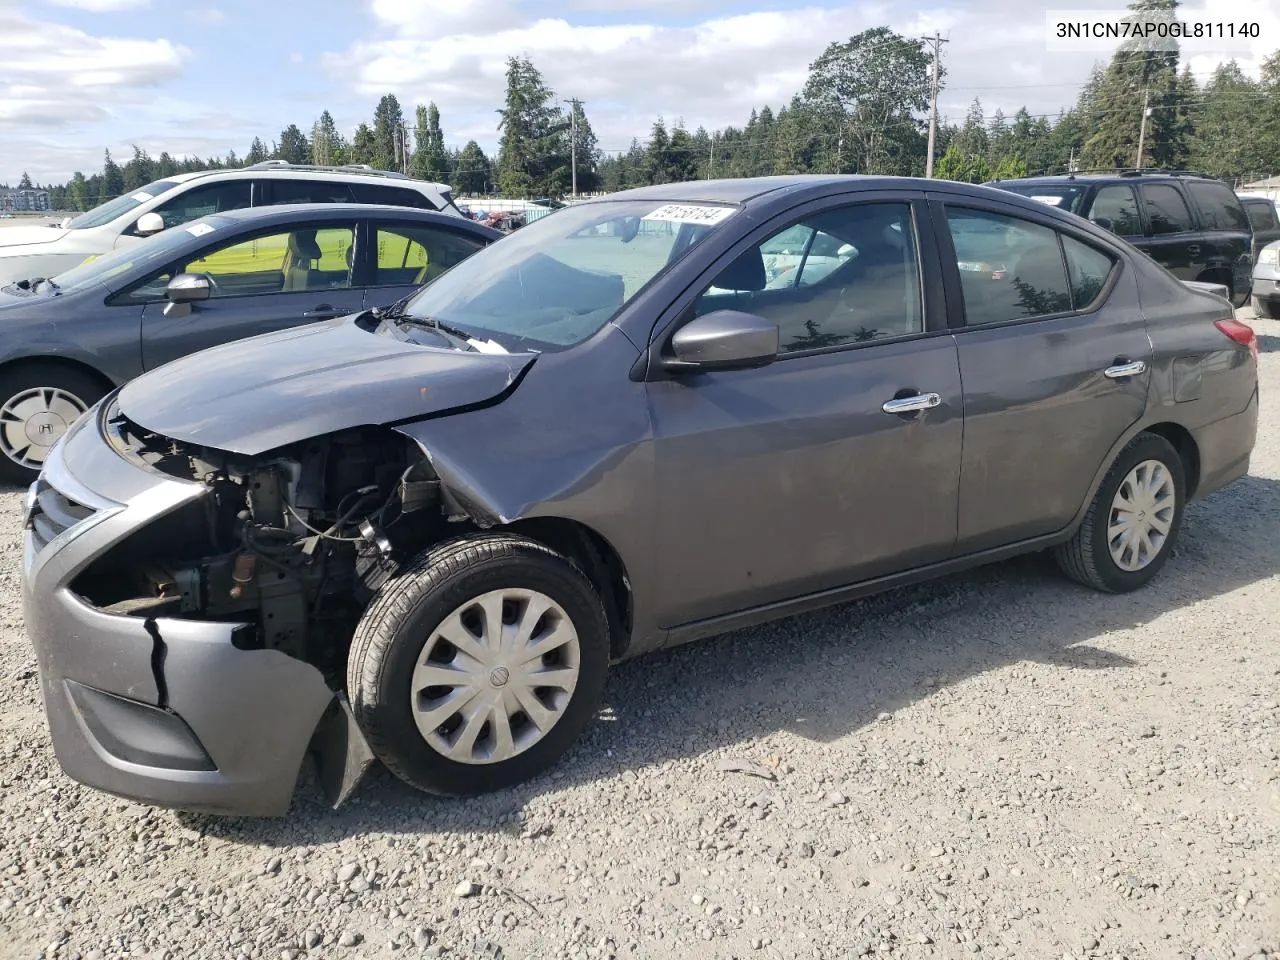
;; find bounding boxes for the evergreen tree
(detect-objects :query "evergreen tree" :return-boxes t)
[310,111,342,165]
[350,123,376,165]
[68,172,89,211]
[275,124,310,164]
[246,137,269,165]
[100,150,124,204]
[454,140,491,195]
[372,94,406,170]
[566,99,601,193]
[412,103,449,182]
[1081,0,1185,169]
[18,172,33,189]
[496,56,570,196]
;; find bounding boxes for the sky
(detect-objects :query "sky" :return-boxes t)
[2,0,1277,185]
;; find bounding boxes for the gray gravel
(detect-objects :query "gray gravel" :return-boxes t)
[1,310,1277,960]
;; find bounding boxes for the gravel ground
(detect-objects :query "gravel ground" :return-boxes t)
[0,311,1277,960]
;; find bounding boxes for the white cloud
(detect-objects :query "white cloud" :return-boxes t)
[46,0,150,10]
[189,8,226,24]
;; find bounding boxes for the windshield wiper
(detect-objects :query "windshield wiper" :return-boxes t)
[392,315,480,352]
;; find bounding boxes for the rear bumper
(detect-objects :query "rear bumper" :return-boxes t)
[20,410,338,817]
[1190,385,1258,501]
[1251,277,1280,301]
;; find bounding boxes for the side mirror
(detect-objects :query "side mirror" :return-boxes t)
[1090,216,1115,233]
[162,273,212,318]
[135,212,165,236]
[665,310,779,372]
[59,217,73,229]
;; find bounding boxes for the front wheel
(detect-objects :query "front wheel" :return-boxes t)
[0,363,107,485]
[1054,432,1186,593]
[347,534,610,796]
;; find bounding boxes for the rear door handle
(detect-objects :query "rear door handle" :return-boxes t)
[882,392,942,415]
[1104,360,1147,379]
[302,304,343,320]
[1186,244,1201,256]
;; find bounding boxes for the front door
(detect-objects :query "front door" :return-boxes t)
[647,198,964,627]
[933,197,1152,553]
[140,222,364,370]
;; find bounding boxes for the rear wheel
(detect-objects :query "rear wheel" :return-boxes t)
[0,363,107,485]
[1254,296,1279,320]
[1054,432,1186,593]
[347,534,610,796]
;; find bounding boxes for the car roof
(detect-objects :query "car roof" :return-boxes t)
[159,168,451,191]
[209,203,484,225]
[990,172,1225,187]
[595,175,876,205]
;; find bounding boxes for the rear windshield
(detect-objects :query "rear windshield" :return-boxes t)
[992,183,1087,215]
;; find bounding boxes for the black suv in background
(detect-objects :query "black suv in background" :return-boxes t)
[987,171,1253,307]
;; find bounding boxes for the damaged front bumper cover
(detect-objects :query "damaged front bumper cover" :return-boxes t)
[20,408,376,817]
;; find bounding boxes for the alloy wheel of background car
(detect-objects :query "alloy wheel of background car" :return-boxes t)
[0,364,107,484]
[347,534,610,796]
[1054,432,1186,593]
[409,587,582,764]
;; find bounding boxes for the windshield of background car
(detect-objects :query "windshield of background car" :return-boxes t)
[394,199,736,351]
[64,180,182,230]
[49,215,231,294]
[995,183,1087,214]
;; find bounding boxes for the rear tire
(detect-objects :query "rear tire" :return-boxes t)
[1254,296,1279,320]
[0,363,107,485]
[1054,432,1186,593]
[347,534,610,796]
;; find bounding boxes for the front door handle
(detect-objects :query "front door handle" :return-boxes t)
[302,304,345,320]
[1186,243,1201,257]
[1104,360,1147,379]
[882,392,942,415]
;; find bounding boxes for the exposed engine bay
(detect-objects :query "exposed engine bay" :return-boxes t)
[73,411,460,681]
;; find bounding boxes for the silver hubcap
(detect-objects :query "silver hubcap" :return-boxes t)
[0,387,88,469]
[411,589,580,765]
[1108,459,1176,572]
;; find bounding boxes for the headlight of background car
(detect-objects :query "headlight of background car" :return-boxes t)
[1259,245,1280,267]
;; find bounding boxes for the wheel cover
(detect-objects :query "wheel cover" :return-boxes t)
[0,387,88,470]
[410,588,581,765]
[1108,459,1176,572]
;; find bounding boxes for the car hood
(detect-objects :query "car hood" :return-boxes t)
[0,226,68,251]
[117,315,537,456]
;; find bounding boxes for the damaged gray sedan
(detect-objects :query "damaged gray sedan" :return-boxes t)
[20,176,1259,816]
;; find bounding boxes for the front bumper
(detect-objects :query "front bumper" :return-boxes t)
[19,406,342,816]
[1251,275,1280,301]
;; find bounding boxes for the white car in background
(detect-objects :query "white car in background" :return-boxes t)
[0,162,463,286]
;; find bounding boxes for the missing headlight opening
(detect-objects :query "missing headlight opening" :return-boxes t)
[72,412,453,680]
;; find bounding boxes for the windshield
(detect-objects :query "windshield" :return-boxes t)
[994,183,1087,214]
[48,215,232,294]
[393,199,735,351]
[64,179,181,230]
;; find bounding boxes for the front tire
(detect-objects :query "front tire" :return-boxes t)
[347,534,610,796]
[0,363,107,485]
[1054,432,1186,593]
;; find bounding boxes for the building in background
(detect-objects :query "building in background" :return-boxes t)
[0,188,51,213]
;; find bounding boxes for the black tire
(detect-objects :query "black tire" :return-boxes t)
[1054,432,1186,593]
[1254,296,1279,320]
[0,362,108,485]
[347,534,610,796]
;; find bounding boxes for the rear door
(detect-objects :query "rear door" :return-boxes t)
[1135,182,1202,282]
[931,194,1152,553]
[1183,179,1253,301]
[139,220,364,370]
[359,219,492,310]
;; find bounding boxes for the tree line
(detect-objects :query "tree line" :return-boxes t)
[9,2,1280,211]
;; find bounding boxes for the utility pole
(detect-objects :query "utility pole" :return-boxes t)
[709,137,715,176]
[924,31,948,178]
[564,97,584,198]
[1135,89,1151,170]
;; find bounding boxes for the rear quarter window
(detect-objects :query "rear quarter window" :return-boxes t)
[1244,200,1279,231]
[1186,181,1251,232]
[349,183,436,209]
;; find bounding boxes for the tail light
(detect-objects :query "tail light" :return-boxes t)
[1214,318,1259,364]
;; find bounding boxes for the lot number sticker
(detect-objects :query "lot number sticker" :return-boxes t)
[187,223,215,237]
[642,203,736,226]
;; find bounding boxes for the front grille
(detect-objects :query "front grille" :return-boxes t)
[28,477,95,551]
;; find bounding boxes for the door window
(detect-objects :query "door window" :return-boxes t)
[1186,181,1251,231]
[149,182,251,229]
[263,179,355,205]
[182,226,356,297]
[1061,235,1116,310]
[1140,184,1193,235]
[1089,185,1142,235]
[694,202,922,353]
[1244,199,1279,231]
[371,223,487,287]
[945,208,1073,325]
[351,183,435,209]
